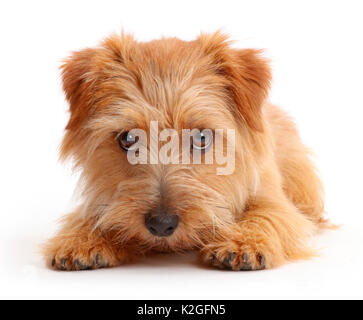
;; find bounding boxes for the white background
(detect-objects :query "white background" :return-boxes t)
[0,0,362,300]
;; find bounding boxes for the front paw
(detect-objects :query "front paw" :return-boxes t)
[200,241,266,271]
[44,234,120,271]
[51,252,111,271]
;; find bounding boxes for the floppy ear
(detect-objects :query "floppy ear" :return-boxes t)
[198,32,271,132]
[227,48,271,132]
[61,33,136,132]
[60,48,98,131]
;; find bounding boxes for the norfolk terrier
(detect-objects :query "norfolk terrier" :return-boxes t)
[43,32,328,271]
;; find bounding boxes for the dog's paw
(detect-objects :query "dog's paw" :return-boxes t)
[200,241,266,271]
[50,251,112,271]
[44,234,120,271]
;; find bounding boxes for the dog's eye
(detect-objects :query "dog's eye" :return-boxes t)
[117,131,138,151]
[192,130,213,151]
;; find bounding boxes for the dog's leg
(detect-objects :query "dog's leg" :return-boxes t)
[265,104,327,226]
[200,194,317,270]
[43,211,132,271]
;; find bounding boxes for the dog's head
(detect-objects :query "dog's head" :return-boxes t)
[60,32,271,251]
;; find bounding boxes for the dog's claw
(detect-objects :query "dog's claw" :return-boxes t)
[93,254,106,269]
[240,253,252,271]
[60,258,67,268]
[51,258,56,267]
[259,255,265,270]
[94,254,100,267]
[229,252,236,262]
[74,259,79,269]
[211,254,217,264]
[242,253,248,263]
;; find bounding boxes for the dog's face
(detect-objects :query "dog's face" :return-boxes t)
[60,32,271,252]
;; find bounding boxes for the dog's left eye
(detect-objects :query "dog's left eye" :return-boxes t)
[192,130,213,151]
[117,131,138,151]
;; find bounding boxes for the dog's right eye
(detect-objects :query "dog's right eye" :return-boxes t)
[117,131,138,151]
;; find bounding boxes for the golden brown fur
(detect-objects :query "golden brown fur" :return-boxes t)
[43,32,328,271]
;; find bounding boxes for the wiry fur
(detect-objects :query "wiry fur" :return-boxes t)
[43,32,328,271]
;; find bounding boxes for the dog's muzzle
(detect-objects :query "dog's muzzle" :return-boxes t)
[145,212,179,237]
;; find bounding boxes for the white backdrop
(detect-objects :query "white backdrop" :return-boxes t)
[0,0,362,299]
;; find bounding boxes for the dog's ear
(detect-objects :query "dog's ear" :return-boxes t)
[61,33,136,132]
[198,32,271,132]
[60,48,99,131]
[227,49,271,132]
[60,33,137,160]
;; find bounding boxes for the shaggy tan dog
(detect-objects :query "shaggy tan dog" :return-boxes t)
[43,32,328,271]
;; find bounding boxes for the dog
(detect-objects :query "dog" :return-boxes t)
[43,32,329,271]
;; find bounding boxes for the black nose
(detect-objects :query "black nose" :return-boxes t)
[145,213,179,237]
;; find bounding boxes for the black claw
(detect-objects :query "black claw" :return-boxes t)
[223,253,236,269]
[211,254,217,264]
[51,258,56,267]
[60,258,66,269]
[74,259,79,269]
[240,253,252,271]
[94,254,100,267]
[229,252,236,262]
[242,253,248,263]
[259,255,265,270]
